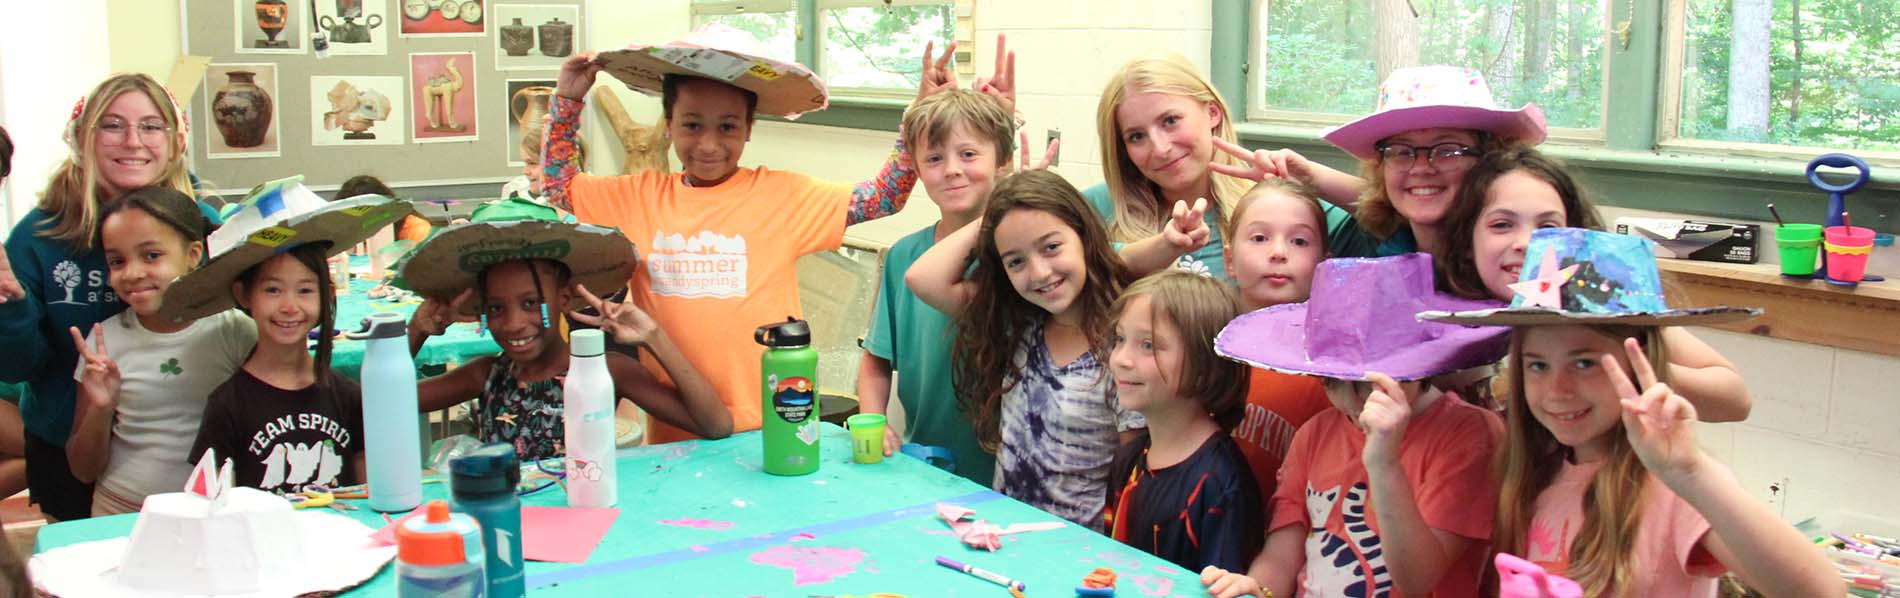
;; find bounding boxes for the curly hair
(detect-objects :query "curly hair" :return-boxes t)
[952,170,1133,451]
[1437,146,1605,299]
[1112,270,1249,431]
[1353,130,1507,240]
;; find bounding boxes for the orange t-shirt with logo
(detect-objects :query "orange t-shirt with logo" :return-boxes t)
[569,167,851,442]
[1231,368,1332,504]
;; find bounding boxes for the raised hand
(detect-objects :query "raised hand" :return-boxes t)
[567,284,661,347]
[1200,566,1266,598]
[555,52,603,101]
[69,324,121,411]
[411,288,477,338]
[1359,371,1412,467]
[971,34,1017,115]
[915,41,959,103]
[1163,198,1211,251]
[0,249,21,303]
[1604,337,1703,478]
[1017,130,1059,172]
[1207,138,1321,185]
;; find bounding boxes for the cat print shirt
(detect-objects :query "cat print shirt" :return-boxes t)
[1268,391,1501,598]
[190,368,365,494]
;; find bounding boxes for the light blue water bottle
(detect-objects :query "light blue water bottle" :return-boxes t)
[396,499,486,597]
[350,311,422,512]
[450,444,525,598]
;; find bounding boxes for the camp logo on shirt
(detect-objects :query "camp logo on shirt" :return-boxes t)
[48,260,115,306]
[647,230,747,299]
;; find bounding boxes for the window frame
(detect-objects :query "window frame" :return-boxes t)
[813,0,962,100]
[1225,0,1898,230]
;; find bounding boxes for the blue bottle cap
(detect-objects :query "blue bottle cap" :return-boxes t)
[449,443,521,498]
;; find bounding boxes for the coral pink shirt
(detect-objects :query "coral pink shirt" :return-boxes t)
[1269,392,1502,597]
[1521,460,1726,597]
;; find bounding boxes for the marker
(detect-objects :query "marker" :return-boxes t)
[936,556,1026,592]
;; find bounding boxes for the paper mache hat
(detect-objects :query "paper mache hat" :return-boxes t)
[158,176,414,323]
[1216,253,1511,381]
[395,198,636,315]
[595,23,829,118]
[1322,65,1548,161]
[1419,227,1762,327]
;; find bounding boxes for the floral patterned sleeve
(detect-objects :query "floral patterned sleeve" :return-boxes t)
[541,95,586,212]
[844,134,919,226]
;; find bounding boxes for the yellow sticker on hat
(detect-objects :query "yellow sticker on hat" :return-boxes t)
[748,62,781,81]
[249,226,297,248]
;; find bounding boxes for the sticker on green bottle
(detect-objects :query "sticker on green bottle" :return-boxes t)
[772,376,815,424]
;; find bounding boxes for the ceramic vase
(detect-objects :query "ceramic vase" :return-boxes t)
[255,0,289,48]
[538,17,573,57]
[500,18,533,56]
[212,71,272,148]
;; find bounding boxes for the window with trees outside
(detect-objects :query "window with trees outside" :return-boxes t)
[691,0,960,94]
[1671,0,1900,153]
[1250,0,1608,133]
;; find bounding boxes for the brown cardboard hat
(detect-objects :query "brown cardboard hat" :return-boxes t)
[596,23,829,118]
[397,218,636,316]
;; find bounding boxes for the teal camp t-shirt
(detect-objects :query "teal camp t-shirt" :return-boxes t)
[1081,183,1229,280]
[863,225,996,486]
[1324,204,1418,258]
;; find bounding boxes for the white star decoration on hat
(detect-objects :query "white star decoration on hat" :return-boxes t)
[1510,246,1579,309]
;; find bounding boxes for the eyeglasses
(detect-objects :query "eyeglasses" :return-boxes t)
[1377,142,1477,169]
[95,117,172,142]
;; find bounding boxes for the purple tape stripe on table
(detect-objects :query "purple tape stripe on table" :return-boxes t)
[525,490,1005,588]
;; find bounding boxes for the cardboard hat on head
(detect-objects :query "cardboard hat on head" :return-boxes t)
[1322,65,1548,161]
[595,23,829,119]
[395,198,636,316]
[1419,228,1762,327]
[1216,253,1511,381]
[158,176,414,323]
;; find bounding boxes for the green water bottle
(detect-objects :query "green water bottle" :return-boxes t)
[756,317,820,476]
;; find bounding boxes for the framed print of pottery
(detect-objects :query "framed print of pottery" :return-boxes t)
[309,75,407,146]
[235,0,307,55]
[410,52,480,143]
[204,64,281,158]
[492,4,580,71]
[503,78,555,166]
[313,0,388,55]
[400,0,482,36]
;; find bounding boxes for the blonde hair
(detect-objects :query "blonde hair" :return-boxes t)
[1353,131,1507,239]
[902,89,1016,168]
[38,73,194,251]
[1494,324,1669,598]
[1222,178,1331,257]
[1095,55,1252,242]
[1111,270,1249,430]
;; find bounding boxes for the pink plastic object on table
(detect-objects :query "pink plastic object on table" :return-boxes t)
[1495,553,1583,598]
[935,503,1066,552]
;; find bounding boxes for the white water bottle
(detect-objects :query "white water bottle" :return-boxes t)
[563,329,617,507]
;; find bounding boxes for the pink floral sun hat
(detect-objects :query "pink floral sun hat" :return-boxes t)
[1322,65,1548,161]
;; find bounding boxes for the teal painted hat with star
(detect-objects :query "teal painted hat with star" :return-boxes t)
[1419,227,1760,326]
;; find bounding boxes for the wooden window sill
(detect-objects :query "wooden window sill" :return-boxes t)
[1660,259,1900,357]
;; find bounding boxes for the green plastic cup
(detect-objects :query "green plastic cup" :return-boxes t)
[847,413,887,464]
[1775,224,1824,276]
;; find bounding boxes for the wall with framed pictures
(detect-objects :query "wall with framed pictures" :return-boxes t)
[181,0,585,194]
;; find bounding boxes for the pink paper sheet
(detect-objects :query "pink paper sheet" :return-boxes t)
[370,505,620,564]
[522,506,620,563]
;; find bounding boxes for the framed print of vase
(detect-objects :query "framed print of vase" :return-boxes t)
[493,4,581,71]
[235,0,307,55]
[205,64,282,158]
[313,0,388,55]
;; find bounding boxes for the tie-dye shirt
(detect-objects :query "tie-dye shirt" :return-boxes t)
[995,319,1145,531]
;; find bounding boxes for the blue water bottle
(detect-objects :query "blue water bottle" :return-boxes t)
[396,499,486,597]
[350,311,422,512]
[450,444,525,598]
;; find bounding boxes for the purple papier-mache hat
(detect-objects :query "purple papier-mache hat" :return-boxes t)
[1215,253,1511,381]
